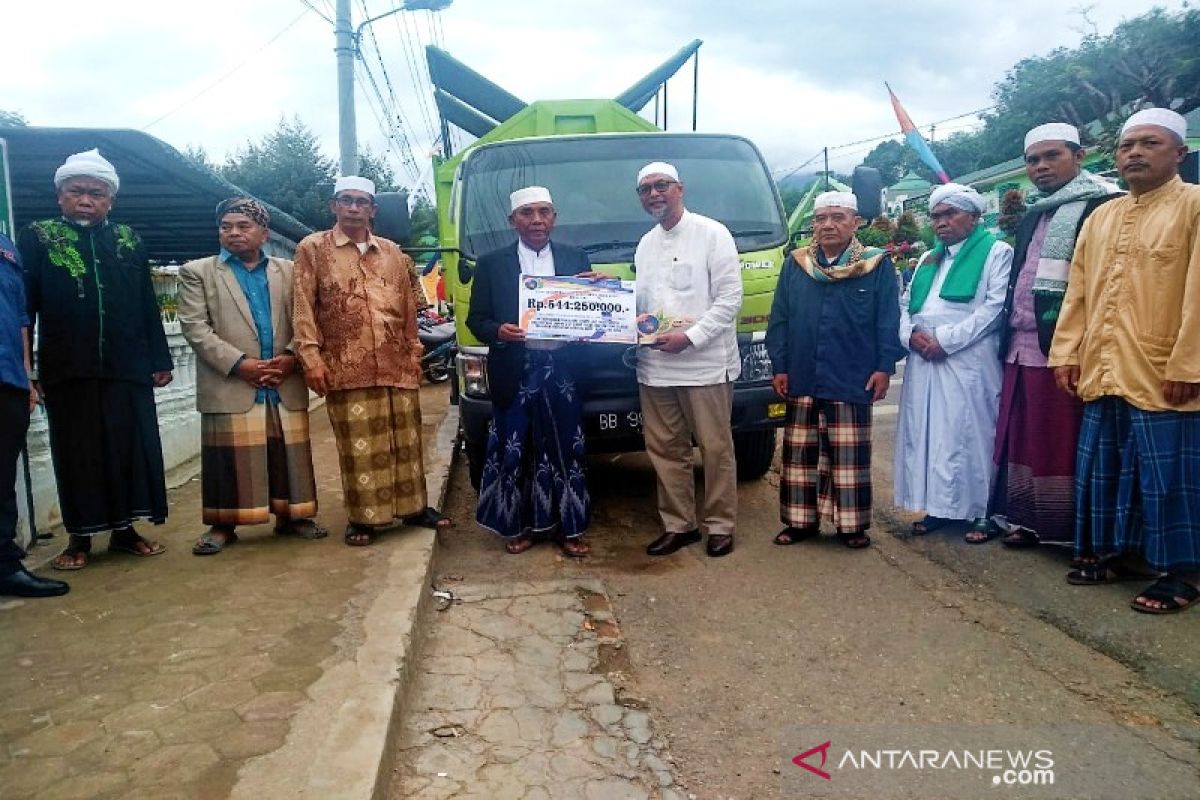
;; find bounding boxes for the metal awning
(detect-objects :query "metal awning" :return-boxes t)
[0,126,311,262]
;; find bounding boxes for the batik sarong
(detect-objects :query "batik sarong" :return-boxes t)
[990,363,1083,544]
[43,378,168,535]
[326,387,427,526]
[781,396,872,533]
[1075,396,1200,572]
[201,402,318,526]
[476,350,590,540]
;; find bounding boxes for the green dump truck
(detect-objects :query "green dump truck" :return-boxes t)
[422,45,792,489]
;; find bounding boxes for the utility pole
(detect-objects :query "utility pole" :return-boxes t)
[823,147,830,190]
[335,0,358,176]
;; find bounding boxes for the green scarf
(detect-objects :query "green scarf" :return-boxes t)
[908,224,996,313]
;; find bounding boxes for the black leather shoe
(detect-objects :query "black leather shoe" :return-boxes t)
[0,566,70,598]
[706,534,734,558]
[646,529,701,556]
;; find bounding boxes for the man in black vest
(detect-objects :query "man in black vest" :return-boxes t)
[467,187,595,557]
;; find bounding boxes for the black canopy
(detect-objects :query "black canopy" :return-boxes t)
[1,126,311,262]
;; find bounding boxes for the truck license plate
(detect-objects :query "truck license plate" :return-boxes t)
[592,411,644,434]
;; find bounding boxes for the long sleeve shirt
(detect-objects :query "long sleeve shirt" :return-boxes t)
[1048,176,1200,412]
[765,248,903,405]
[0,233,30,392]
[292,228,422,392]
[633,210,743,387]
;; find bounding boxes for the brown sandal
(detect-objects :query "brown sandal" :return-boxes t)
[52,536,92,571]
[560,538,590,558]
[504,536,535,555]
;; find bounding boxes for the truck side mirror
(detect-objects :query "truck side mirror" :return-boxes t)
[852,167,884,221]
[374,191,412,243]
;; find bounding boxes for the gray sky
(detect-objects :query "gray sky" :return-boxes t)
[3,0,1182,189]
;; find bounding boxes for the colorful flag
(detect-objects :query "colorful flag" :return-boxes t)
[886,83,951,184]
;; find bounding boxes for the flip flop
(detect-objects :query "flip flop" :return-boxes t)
[51,544,90,571]
[274,520,330,540]
[344,525,376,547]
[1001,527,1040,548]
[837,531,871,549]
[108,532,166,557]
[1066,558,1160,586]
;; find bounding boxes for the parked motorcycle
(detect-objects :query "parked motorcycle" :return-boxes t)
[418,308,456,384]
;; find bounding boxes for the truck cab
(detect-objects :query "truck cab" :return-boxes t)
[438,110,790,488]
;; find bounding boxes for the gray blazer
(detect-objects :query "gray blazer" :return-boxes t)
[177,255,309,413]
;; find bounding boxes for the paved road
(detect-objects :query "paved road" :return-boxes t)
[403,372,1200,799]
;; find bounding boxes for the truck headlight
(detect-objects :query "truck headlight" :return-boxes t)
[738,341,773,383]
[457,353,489,398]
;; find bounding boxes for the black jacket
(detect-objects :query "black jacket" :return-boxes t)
[999,194,1119,358]
[466,241,591,409]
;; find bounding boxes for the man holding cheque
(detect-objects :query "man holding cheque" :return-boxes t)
[467,186,598,557]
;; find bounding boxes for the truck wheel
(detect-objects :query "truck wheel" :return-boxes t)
[466,435,487,492]
[733,429,777,481]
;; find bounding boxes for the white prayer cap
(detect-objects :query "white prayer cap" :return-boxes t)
[636,161,679,186]
[1024,123,1080,152]
[928,182,986,214]
[333,175,376,196]
[813,191,858,213]
[53,149,119,193]
[509,186,553,213]
[1120,107,1188,142]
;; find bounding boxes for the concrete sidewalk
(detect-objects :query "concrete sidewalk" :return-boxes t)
[0,385,455,800]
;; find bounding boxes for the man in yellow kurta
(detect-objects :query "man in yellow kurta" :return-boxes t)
[1048,108,1200,614]
[292,176,450,546]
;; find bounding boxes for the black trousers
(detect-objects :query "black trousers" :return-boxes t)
[0,385,31,572]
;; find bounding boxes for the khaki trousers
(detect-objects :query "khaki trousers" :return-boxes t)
[638,382,737,537]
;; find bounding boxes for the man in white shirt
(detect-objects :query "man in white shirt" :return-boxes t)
[634,162,743,558]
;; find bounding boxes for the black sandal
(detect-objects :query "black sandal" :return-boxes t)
[774,527,818,545]
[1066,557,1159,586]
[964,518,1000,544]
[911,515,955,535]
[344,525,376,547]
[403,507,452,530]
[836,531,871,549]
[1130,576,1200,615]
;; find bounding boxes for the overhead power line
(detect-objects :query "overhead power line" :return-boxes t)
[143,9,313,130]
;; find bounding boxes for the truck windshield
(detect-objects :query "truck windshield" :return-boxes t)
[458,134,786,261]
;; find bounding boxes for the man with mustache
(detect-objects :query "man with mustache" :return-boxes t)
[1049,107,1200,614]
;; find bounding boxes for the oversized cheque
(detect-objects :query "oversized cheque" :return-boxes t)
[518,275,637,343]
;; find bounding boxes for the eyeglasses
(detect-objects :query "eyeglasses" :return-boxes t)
[334,195,375,208]
[636,179,679,197]
[63,187,111,200]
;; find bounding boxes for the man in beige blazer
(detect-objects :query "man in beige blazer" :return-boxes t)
[178,197,326,554]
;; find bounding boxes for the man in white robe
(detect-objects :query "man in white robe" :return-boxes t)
[895,183,1013,537]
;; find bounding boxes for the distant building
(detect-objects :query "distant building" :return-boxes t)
[885,171,931,217]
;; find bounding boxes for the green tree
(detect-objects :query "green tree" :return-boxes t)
[182,144,217,174]
[861,139,923,185]
[221,117,337,230]
[0,110,28,127]
[409,194,438,241]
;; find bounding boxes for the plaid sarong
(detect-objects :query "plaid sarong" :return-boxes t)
[326,387,427,526]
[780,397,873,533]
[1075,397,1200,572]
[201,403,318,526]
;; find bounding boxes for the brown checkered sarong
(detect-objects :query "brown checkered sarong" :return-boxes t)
[201,403,318,526]
[780,397,873,534]
[325,387,427,526]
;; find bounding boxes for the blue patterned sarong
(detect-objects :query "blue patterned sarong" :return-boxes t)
[1075,396,1200,571]
[476,350,590,540]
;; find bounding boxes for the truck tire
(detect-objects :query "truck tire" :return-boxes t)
[733,429,777,481]
[466,435,487,492]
